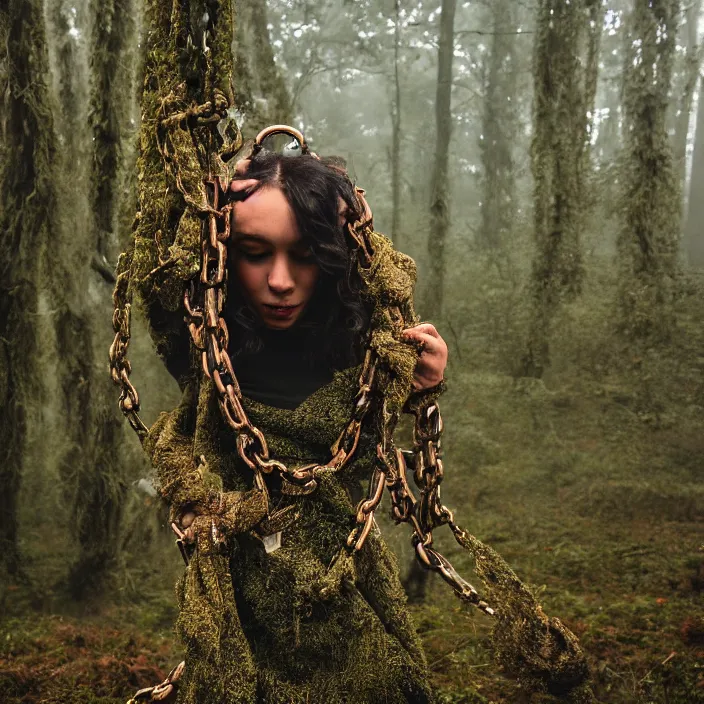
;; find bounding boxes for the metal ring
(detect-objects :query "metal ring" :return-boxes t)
[253,124,310,154]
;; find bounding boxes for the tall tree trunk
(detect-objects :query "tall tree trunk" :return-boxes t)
[618,0,681,339]
[126,0,242,383]
[0,0,57,576]
[390,0,402,245]
[426,0,457,318]
[521,0,602,378]
[478,0,517,252]
[686,82,704,266]
[235,0,292,135]
[59,0,136,598]
[90,0,136,260]
[122,5,244,695]
[672,0,702,198]
[46,0,90,159]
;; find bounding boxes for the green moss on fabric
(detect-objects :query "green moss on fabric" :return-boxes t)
[453,528,593,701]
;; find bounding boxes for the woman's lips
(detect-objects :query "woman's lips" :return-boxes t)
[264,303,301,319]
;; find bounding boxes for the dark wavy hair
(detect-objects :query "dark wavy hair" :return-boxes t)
[225,151,371,371]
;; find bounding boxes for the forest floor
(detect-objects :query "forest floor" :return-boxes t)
[1,345,703,703]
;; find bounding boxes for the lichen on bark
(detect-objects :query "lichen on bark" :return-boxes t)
[522,0,602,378]
[618,0,681,340]
[0,0,57,577]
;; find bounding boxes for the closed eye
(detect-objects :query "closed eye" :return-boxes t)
[237,249,270,262]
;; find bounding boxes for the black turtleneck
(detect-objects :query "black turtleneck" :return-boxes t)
[231,325,336,410]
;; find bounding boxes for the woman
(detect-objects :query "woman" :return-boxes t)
[121,134,591,704]
[138,144,449,704]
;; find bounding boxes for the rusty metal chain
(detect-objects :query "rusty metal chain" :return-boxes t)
[346,398,395,550]
[410,402,450,535]
[406,403,494,614]
[345,393,494,615]
[379,402,495,616]
[127,661,184,703]
[109,254,149,441]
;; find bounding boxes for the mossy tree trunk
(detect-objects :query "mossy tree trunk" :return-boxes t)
[60,0,137,598]
[390,0,402,246]
[618,0,681,339]
[672,0,702,203]
[521,0,602,378]
[478,0,518,253]
[685,77,704,267]
[126,0,242,382]
[46,0,90,160]
[90,0,137,262]
[234,0,291,136]
[426,0,457,318]
[0,0,57,577]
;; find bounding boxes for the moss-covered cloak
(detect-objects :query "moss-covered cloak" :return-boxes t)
[144,330,438,703]
[134,196,443,701]
[134,225,592,702]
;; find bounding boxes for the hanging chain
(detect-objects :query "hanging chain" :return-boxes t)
[405,403,494,615]
[127,660,184,703]
[347,398,495,617]
[109,254,149,442]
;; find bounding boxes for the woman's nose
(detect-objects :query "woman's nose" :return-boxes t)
[268,256,295,294]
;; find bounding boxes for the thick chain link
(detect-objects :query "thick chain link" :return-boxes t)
[407,403,494,614]
[346,397,494,616]
[127,660,184,703]
[385,403,494,615]
[109,257,149,441]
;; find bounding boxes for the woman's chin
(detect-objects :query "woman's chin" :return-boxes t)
[263,318,297,330]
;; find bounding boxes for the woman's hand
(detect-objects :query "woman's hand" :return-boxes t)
[227,156,259,200]
[401,323,448,391]
[229,177,259,198]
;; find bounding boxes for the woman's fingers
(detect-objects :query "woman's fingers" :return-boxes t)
[402,325,442,353]
[404,333,432,354]
[407,322,441,339]
[402,323,448,391]
[230,178,259,193]
[234,158,252,176]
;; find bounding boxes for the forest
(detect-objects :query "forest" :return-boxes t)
[0,0,703,702]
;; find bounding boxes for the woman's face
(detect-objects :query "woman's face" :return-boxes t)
[231,186,319,330]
